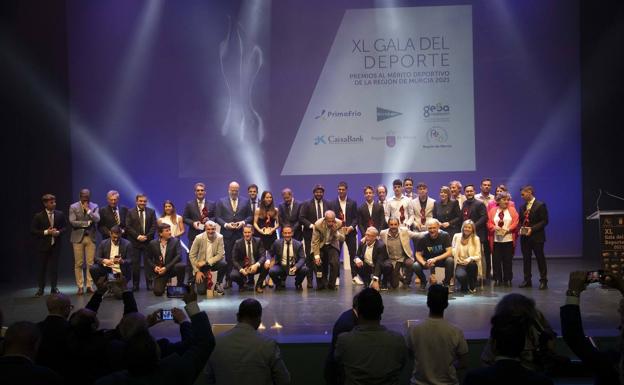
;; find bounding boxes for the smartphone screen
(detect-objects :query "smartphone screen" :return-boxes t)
[160,309,173,321]
[586,270,604,283]
[166,285,190,298]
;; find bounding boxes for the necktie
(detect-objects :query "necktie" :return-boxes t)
[252,201,256,213]
[245,241,252,267]
[139,209,145,234]
[523,208,531,227]
[420,205,426,225]
[113,208,120,225]
[232,199,237,212]
[287,203,292,219]
[463,205,469,221]
[201,206,208,221]
[316,200,322,220]
[286,241,292,267]
[48,211,55,245]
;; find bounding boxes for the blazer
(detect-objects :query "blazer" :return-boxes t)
[69,201,100,243]
[299,198,331,235]
[433,200,461,234]
[232,236,266,270]
[215,197,253,239]
[311,218,345,255]
[204,322,290,385]
[461,199,488,240]
[487,206,520,250]
[406,197,436,229]
[379,228,423,260]
[278,200,303,238]
[125,206,157,248]
[183,199,216,244]
[95,238,131,265]
[270,238,306,270]
[146,237,182,271]
[519,199,548,243]
[98,205,128,239]
[30,209,66,251]
[355,239,389,277]
[330,198,358,233]
[356,202,387,235]
[189,232,225,273]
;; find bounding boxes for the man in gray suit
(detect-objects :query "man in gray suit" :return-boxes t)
[311,210,344,290]
[189,221,227,295]
[202,298,290,385]
[69,188,100,295]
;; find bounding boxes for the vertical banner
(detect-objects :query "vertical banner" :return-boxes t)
[600,213,624,276]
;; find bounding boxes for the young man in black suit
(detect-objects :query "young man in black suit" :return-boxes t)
[98,190,128,239]
[89,225,132,294]
[146,223,186,296]
[125,193,157,291]
[357,185,387,235]
[231,225,267,292]
[268,225,308,290]
[331,181,359,285]
[278,187,303,241]
[30,194,66,296]
[518,185,549,289]
[299,184,330,288]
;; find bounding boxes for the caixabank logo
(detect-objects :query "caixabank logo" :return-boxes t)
[314,109,362,120]
[314,135,364,145]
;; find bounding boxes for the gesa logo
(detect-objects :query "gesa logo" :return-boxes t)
[423,103,450,118]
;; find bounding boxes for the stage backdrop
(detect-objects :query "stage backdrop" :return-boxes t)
[66,0,581,256]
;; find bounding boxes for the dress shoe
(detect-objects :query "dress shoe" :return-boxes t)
[86,287,95,294]
[255,286,264,294]
[539,281,548,290]
[380,284,389,291]
[215,283,225,295]
[295,284,303,291]
[77,287,84,295]
[519,280,532,288]
[50,288,60,294]
[35,289,44,297]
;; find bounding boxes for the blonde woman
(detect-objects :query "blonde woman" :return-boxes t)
[452,220,482,293]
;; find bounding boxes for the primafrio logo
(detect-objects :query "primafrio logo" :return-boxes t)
[314,135,364,145]
[314,109,362,120]
[423,103,450,118]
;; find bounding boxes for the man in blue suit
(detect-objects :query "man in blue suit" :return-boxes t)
[215,181,253,289]
[89,226,132,292]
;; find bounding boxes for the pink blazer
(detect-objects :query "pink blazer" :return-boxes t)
[487,206,519,250]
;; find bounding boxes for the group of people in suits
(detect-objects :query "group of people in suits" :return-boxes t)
[30,177,549,297]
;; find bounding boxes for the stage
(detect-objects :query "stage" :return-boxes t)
[1,258,620,344]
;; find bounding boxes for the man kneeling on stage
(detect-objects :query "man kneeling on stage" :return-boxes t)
[354,227,392,290]
[146,223,186,296]
[268,225,308,291]
[189,221,227,295]
[414,218,454,289]
[90,225,131,297]
[231,225,269,293]
[312,210,345,290]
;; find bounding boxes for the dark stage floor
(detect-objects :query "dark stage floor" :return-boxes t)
[1,258,620,343]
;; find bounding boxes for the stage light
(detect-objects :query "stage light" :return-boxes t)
[270,321,283,329]
[258,322,266,330]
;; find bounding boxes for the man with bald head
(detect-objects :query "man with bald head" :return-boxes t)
[311,210,345,290]
[354,227,392,289]
[216,181,253,289]
[36,293,72,375]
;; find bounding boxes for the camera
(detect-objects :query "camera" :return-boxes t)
[166,285,190,298]
[586,270,605,284]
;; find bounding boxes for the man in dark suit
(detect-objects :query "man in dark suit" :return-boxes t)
[89,225,132,292]
[125,193,157,291]
[278,187,303,241]
[30,193,66,296]
[231,225,268,292]
[1,321,63,385]
[98,190,128,239]
[463,313,553,385]
[299,184,330,288]
[331,181,359,285]
[182,182,216,247]
[357,185,387,236]
[215,181,253,289]
[247,183,259,214]
[268,225,308,290]
[461,184,489,279]
[36,293,72,378]
[518,185,549,289]
[354,227,392,288]
[146,223,186,296]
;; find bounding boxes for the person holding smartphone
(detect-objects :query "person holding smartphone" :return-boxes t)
[90,225,131,295]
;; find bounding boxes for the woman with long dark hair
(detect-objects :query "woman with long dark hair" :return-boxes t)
[158,200,185,238]
[253,191,280,250]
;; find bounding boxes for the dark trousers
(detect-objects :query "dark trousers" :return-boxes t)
[521,236,547,282]
[413,257,454,285]
[317,245,340,289]
[303,230,315,284]
[389,258,414,288]
[230,265,269,288]
[223,235,240,284]
[356,260,392,287]
[130,245,151,289]
[89,263,132,283]
[492,241,514,282]
[196,259,227,294]
[455,261,478,291]
[340,233,358,278]
[37,246,60,290]
[481,240,492,279]
[152,263,186,296]
[269,264,309,287]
